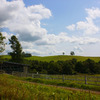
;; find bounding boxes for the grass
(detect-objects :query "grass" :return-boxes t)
[22,76,100,92]
[1,55,100,62]
[25,55,100,62]
[0,74,100,100]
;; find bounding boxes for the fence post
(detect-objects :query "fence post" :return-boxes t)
[62,75,64,82]
[32,74,34,78]
[85,76,87,84]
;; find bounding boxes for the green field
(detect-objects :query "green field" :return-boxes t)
[1,55,100,62]
[0,74,100,100]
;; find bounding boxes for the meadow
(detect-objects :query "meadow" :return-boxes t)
[0,74,100,100]
[1,55,100,62]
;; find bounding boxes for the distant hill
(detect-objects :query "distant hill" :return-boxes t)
[1,55,100,62]
[25,55,100,62]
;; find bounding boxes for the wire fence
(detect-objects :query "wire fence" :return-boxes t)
[11,71,100,86]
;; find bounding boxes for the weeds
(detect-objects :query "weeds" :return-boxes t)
[0,74,100,100]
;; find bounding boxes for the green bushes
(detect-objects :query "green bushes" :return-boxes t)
[28,58,100,75]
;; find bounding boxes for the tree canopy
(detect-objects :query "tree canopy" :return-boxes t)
[9,35,24,62]
[0,32,6,53]
[70,51,75,56]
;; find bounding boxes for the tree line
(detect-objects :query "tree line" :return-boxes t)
[0,32,100,75]
[26,58,100,75]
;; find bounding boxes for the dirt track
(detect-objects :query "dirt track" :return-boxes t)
[20,80,100,95]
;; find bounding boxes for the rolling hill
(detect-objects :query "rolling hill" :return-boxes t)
[1,55,100,62]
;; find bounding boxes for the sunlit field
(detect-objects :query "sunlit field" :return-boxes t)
[0,74,100,100]
[1,55,100,62]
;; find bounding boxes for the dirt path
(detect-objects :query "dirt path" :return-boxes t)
[19,80,100,95]
[39,84,100,95]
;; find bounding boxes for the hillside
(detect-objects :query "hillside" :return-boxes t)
[25,55,100,62]
[1,55,100,62]
[0,74,100,100]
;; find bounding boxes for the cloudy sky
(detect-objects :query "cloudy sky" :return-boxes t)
[0,0,100,56]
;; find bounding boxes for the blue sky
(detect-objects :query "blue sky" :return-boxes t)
[1,0,100,56]
[24,0,100,34]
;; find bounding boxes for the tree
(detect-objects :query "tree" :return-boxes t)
[0,32,6,53]
[70,51,75,56]
[62,52,65,55]
[9,35,24,62]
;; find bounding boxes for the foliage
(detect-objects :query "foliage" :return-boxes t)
[1,55,100,75]
[0,32,6,53]
[9,35,24,63]
[27,58,100,75]
[70,51,75,55]
[62,52,65,55]
[23,53,32,57]
[0,74,99,100]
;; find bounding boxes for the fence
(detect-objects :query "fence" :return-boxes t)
[12,71,100,86]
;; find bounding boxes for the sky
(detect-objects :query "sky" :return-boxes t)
[0,0,100,56]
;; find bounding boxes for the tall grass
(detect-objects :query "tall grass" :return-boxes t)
[0,74,100,100]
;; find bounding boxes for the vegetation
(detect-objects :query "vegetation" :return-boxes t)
[0,74,100,100]
[0,32,6,53]
[70,51,75,56]
[24,58,100,75]
[25,55,100,62]
[1,55,100,75]
[22,76,100,91]
[9,35,24,63]
[1,55,100,62]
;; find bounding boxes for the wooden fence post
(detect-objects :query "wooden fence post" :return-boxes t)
[62,75,64,82]
[32,74,34,78]
[85,76,87,84]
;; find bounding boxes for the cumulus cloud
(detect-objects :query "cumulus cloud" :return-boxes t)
[1,1,100,56]
[74,46,83,52]
[66,24,75,31]
[66,7,100,35]
[0,0,51,42]
[35,32,100,46]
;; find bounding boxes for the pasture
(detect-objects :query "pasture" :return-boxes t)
[13,72,100,91]
[1,55,100,62]
[0,74,100,100]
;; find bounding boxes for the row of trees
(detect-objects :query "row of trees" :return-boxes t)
[28,58,100,74]
[1,32,100,75]
[62,51,75,56]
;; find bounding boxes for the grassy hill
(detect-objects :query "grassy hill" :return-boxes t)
[1,55,100,62]
[25,55,100,62]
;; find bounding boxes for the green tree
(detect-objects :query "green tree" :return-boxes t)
[62,52,65,55]
[0,32,6,53]
[70,51,75,56]
[9,35,24,63]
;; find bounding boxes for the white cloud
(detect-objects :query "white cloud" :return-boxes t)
[74,46,83,52]
[76,18,99,35]
[23,48,44,55]
[66,7,100,35]
[86,7,100,19]
[66,24,75,31]
[0,0,51,42]
[1,1,100,56]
